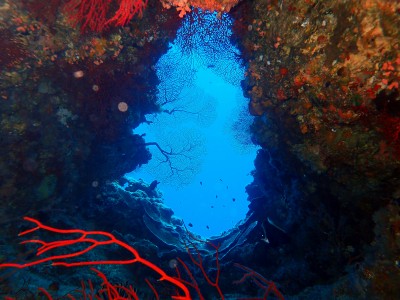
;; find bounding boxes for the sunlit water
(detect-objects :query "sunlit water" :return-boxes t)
[128,11,258,238]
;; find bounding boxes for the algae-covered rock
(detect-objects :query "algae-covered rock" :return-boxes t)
[36,174,57,200]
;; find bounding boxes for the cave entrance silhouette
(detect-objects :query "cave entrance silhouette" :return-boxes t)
[130,10,258,238]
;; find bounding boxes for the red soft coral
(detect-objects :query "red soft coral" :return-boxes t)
[64,0,148,32]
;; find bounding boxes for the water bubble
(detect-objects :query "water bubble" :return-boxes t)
[118,101,128,112]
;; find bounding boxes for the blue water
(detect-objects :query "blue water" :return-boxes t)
[129,11,257,238]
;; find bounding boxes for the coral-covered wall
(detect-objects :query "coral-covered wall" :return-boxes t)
[231,0,400,297]
[0,0,181,218]
[1,0,399,299]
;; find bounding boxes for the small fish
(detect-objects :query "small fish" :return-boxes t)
[211,205,214,208]
[188,223,193,227]
[149,180,159,190]
[216,195,218,198]
[206,225,210,229]
[232,198,236,202]
[200,181,203,186]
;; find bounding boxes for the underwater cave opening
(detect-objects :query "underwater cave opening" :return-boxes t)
[128,10,258,238]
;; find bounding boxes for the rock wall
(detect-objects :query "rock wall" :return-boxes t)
[0,0,181,219]
[1,0,399,298]
[231,0,400,297]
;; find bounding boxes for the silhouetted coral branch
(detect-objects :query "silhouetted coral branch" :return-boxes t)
[234,263,285,300]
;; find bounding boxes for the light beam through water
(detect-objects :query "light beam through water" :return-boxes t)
[129,10,258,237]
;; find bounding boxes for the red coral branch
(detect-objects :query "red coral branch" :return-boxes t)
[64,0,148,32]
[106,0,148,27]
[176,228,224,299]
[38,287,53,299]
[176,257,205,299]
[92,268,140,299]
[145,278,160,300]
[64,0,112,32]
[234,263,285,300]
[0,216,191,300]
[1,217,286,300]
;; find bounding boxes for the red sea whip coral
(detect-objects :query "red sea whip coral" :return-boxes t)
[0,217,191,299]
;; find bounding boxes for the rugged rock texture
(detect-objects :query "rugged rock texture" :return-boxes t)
[0,0,180,218]
[231,0,400,298]
[0,0,399,299]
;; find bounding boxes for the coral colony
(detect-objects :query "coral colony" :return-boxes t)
[0,217,284,299]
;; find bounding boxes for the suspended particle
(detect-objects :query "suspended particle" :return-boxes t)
[92,84,99,92]
[168,258,178,268]
[118,101,128,112]
[73,70,84,78]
